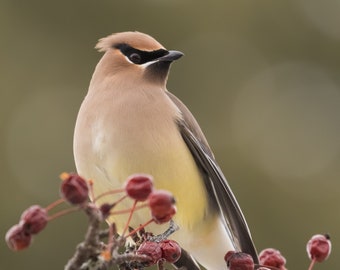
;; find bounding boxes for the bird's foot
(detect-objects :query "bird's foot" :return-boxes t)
[149,220,179,242]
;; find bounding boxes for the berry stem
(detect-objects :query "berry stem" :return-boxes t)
[110,202,148,215]
[113,194,128,206]
[308,258,316,270]
[45,198,66,211]
[125,218,154,239]
[121,200,138,236]
[88,180,95,201]
[48,207,79,221]
[102,224,116,261]
[93,188,125,202]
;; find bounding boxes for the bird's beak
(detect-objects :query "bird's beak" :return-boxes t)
[157,50,184,62]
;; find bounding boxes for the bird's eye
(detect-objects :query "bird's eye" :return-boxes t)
[129,53,142,64]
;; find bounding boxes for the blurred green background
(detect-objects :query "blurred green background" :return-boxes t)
[1,0,339,269]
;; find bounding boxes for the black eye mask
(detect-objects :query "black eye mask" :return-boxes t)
[114,43,169,65]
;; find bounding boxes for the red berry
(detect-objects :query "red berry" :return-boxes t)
[99,203,114,219]
[148,190,176,224]
[224,250,236,263]
[136,241,162,266]
[306,234,331,262]
[60,173,89,205]
[226,252,254,270]
[160,239,181,263]
[5,224,32,251]
[153,205,176,224]
[125,174,154,201]
[20,205,48,235]
[259,248,286,269]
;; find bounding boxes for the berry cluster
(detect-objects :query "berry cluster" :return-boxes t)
[6,173,179,269]
[136,239,181,266]
[5,172,332,270]
[224,234,331,270]
[6,205,48,251]
[125,174,177,225]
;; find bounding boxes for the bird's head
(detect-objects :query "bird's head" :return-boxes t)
[93,31,183,86]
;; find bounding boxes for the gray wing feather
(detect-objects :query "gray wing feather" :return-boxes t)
[166,92,258,263]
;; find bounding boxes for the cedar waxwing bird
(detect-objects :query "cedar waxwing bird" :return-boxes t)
[73,31,258,269]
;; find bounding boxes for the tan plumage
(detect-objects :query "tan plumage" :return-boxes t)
[73,31,257,269]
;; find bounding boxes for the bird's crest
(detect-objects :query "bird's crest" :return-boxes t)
[95,31,165,52]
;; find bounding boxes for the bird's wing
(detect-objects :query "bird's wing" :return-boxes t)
[166,91,258,263]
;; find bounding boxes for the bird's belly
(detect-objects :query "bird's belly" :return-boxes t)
[76,121,209,233]
[84,133,232,269]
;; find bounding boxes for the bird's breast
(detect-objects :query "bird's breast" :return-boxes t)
[74,89,209,231]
